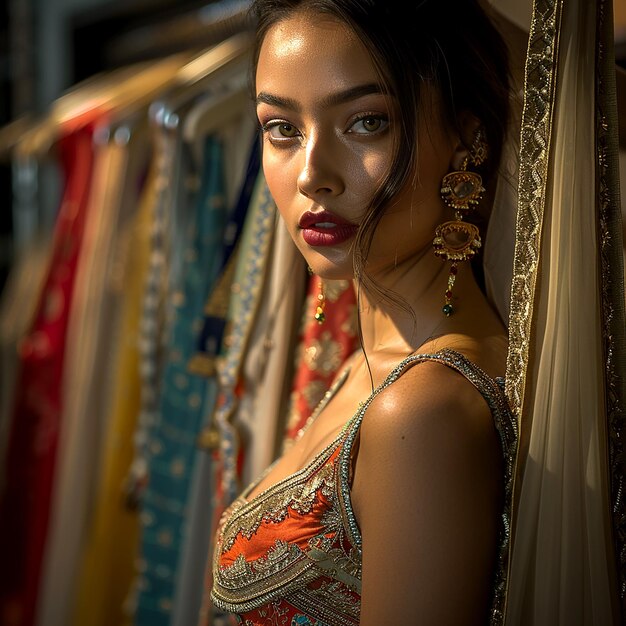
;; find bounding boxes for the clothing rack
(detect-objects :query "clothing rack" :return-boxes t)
[0,10,284,625]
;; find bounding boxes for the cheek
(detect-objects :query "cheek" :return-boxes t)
[351,152,388,206]
[262,149,298,219]
[368,176,447,262]
[360,151,388,184]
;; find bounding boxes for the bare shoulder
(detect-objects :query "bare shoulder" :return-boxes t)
[352,355,504,624]
[362,354,500,450]
[351,355,504,510]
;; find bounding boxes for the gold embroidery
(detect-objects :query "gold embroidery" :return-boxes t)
[211,451,363,619]
[317,504,344,538]
[288,580,361,625]
[212,539,319,613]
[505,0,562,416]
[340,305,358,336]
[283,379,327,450]
[219,540,303,584]
[305,542,361,592]
[301,380,327,412]
[220,462,336,552]
[252,599,290,625]
[595,0,626,604]
[323,279,351,303]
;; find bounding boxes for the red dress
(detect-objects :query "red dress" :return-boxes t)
[0,117,99,626]
[211,350,517,626]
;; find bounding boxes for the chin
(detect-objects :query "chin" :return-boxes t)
[303,256,355,282]
[295,242,356,282]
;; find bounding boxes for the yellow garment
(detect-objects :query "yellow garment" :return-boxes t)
[71,145,157,626]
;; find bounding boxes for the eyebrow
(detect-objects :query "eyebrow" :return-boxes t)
[256,83,386,110]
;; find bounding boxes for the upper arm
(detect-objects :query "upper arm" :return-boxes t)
[351,363,502,626]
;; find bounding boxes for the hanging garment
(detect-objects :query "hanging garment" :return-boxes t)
[282,276,359,447]
[0,115,99,626]
[211,350,517,626]
[125,120,184,508]
[0,233,52,494]
[133,135,229,626]
[234,215,307,488]
[198,173,277,626]
[35,118,151,626]
[70,132,158,626]
[188,136,261,380]
[212,174,279,510]
[171,131,260,626]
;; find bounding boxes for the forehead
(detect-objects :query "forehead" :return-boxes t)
[256,12,379,95]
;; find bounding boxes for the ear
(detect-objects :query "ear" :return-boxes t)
[449,112,483,170]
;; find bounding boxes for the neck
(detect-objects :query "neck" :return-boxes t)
[352,250,478,362]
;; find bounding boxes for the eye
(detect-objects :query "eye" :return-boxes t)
[349,114,389,135]
[262,120,301,141]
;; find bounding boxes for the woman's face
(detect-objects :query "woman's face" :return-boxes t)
[255,11,456,281]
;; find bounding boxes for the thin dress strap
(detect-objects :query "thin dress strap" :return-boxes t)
[336,347,517,626]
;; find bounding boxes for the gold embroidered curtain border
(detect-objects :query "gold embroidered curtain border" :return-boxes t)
[505,0,563,423]
[596,0,626,613]
[503,4,562,610]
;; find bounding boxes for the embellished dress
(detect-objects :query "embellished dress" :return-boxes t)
[211,349,518,626]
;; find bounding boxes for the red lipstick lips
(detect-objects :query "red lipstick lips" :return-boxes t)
[298,210,358,247]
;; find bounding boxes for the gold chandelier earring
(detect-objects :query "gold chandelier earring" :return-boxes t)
[433,128,488,316]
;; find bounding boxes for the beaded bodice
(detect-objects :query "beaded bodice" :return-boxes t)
[211,349,517,626]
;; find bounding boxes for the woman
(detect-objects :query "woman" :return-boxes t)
[211,1,517,624]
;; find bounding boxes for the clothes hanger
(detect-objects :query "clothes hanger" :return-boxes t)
[7,4,252,161]
[0,64,146,163]
[92,52,194,154]
[12,53,192,162]
[149,31,253,135]
[182,71,252,145]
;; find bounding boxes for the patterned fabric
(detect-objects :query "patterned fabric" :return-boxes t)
[126,123,182,506]
[197,177,283,626]
[283,277,359,446]
[235,216,307,488]
[0,119,98,626]
[133,135,228,626]
[212,175,277,509]
[211,349,517,626]
[188,137,260,379]
[170,136,259,626]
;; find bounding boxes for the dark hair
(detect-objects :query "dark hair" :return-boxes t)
[249,0,512,306]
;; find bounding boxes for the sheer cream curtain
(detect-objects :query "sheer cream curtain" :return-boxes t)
[486,0,626,623]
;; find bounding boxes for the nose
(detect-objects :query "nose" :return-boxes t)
[297,132,345,199]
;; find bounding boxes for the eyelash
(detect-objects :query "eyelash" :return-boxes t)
[348,113,389,135]
[260,120,300,143]
[259,113,389,145]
